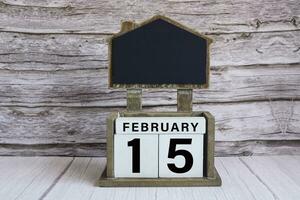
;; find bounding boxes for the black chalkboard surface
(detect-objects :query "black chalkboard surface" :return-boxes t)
[109,16,211,88]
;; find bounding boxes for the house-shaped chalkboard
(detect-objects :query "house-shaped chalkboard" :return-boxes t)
[109,15,212,88]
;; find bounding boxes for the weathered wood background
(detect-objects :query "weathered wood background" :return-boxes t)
[0,0,299,156]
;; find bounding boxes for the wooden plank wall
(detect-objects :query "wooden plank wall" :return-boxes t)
[0,0,299,156]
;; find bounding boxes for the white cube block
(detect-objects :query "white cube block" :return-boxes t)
[114,134,158,178]
[115,117,206,134]
[159,134,204,178]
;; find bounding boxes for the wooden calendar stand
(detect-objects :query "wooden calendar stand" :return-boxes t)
[98,15,222,187]
[98,89,221,187]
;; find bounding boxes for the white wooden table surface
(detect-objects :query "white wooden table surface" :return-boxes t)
[0,156,299,200]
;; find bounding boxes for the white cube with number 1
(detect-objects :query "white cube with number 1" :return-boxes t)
[114,134,158,178]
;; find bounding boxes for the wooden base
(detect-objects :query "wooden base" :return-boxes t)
[97,167,222,187]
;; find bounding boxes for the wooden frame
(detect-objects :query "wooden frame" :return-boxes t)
[108,15,212,89]
[98,111,221,187]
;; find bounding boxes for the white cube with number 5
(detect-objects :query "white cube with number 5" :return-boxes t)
[159,134,204,177]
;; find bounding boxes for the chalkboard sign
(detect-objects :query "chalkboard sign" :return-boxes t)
[109,15,212,88]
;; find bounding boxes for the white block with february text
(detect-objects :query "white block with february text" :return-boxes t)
[115,117,206,134]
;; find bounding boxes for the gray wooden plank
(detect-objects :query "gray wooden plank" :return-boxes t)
[45,157,276,200]
[0,100,298,156]
[0,157,72,200]
[155,157,275,200]
[0,143,105,157]
[214,157,275,200]
[0,32,107,71]
[215,140,300,156]
[241,156,300,200]
[0,0,299,34]
[1,140,300,157]
[0,157,37,189]
[0,101,298,144]
[270,156,300,188]
[0,156,295,199]
[0,64,299,107]
[44,157,106,200]
[0,32,299,70]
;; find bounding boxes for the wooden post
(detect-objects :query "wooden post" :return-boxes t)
[177,89,193,112]
[127,89,142,111]
[121,21,136,32]
[121,21,142,112]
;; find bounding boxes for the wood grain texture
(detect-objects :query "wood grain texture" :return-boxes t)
[1,31,299,69]
[0,143,105,156]
[0,0,299,34]
[0,156,298,199]
[1,140,300,157]
[44,157,106,200]
[241,156,300,199]
[0,101,299,144]
[41,156,299,200]
[0,157,72,200]
[0,64,298,107]
[0,100,299,156]
[0,0,299,156]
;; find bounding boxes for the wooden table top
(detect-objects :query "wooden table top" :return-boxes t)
[0,156,299,200]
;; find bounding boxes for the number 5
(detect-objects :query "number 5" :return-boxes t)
[167,139,194,173]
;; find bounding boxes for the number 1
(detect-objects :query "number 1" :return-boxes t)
[128,138,140,173]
